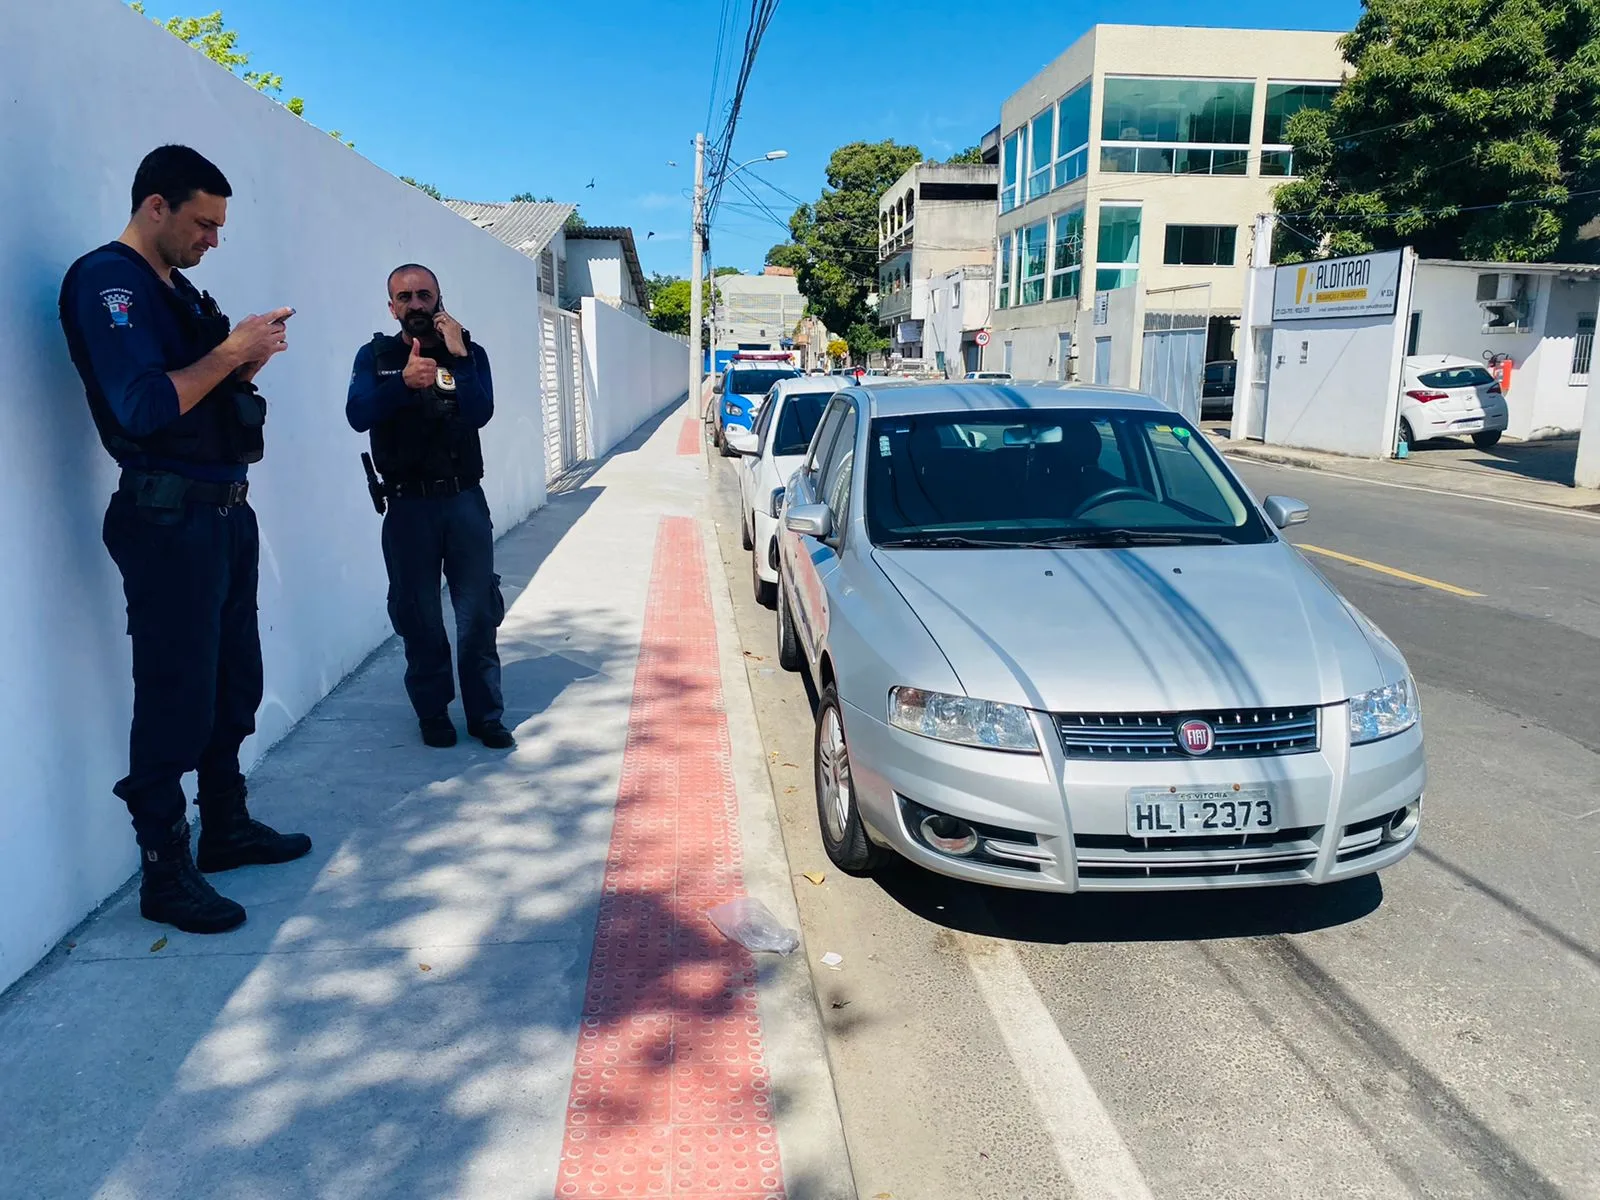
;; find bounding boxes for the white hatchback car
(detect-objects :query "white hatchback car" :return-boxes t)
[726,376,849,606]
[1400,355,1509,449]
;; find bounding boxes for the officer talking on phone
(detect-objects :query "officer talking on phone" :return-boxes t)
[345,265,511,750]
[58,145,312,935]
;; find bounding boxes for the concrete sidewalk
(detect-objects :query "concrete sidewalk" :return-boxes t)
[1212,435,1600,511]
[0,402,850,1199]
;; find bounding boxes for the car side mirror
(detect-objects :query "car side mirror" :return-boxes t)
[785,503,833,540]
[712,376,724,394]
[725,429,759,456]
[1264,495,1310,529]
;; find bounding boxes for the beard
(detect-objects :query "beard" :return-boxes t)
[403,302,439,335]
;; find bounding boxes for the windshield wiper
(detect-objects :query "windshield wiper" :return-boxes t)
[877,534,1024,549]
[1019,529,1231,547]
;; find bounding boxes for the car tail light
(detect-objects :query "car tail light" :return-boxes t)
[1486,385,1503,395]
[1405,389,1447,403]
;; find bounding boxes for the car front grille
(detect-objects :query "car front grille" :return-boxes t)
[1074,826,1321,880]
[1056,707,1320,760]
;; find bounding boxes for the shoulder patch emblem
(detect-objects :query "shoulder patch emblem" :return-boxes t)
[100,288,134,328]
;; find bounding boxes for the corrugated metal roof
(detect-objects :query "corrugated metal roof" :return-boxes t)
[565,225,650,311]
[443,200,575,257]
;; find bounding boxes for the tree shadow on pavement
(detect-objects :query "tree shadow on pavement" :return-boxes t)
[874,858,1383,945]
[0,477,764,1198]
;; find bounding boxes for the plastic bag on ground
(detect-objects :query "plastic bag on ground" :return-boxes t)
[705,897,800,955]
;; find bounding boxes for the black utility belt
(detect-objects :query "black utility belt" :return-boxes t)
[384,476,478,499]
[120,469,248,509]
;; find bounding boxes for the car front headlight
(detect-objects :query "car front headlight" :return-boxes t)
[1348,677,1419,744]
[888,687,1039,753]
[724,402,742,417]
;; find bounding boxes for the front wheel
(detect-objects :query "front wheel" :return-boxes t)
[815,684,885,874]
[1472,430,1503,448]
[776,570,803,671]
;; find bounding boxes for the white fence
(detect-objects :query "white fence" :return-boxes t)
[0,0,677,992]
[541,309,589,479]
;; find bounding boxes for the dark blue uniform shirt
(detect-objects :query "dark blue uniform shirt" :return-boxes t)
[61,241,245,483]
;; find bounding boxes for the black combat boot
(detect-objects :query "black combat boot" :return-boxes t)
[140,819,247,934]
[196,781,313,874]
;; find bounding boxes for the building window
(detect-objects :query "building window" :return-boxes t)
[1001,131,1022,213]
[1021,221,1049,305]
[1573,314,1595,384]
[1096,203,1141,292]
[539,249,555,296]
[1027,108,1055,202]
[997,233,1013,309]
[1056,82,1091,187]
[1260,82,1339,176]
[1163,224,1237,266]
[1100,77,1255,176]
[952,281,962,309]
[1051,207,1085,301]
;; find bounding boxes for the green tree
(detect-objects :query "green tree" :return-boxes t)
[649,278,693,334]
[1273,0,1600,263]
[765,243,808,271]
[510,192,536,202]
[128,5,355,146]
[845,320,887,361]
[945,144,985,165]
[783,140,922,339]
[400,177,444,200]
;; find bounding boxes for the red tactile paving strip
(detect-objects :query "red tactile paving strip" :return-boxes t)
[556,517,786,1199]
[677,418,702,456]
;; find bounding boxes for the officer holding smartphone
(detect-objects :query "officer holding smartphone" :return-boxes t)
[345,264,511,751]
[58,145,312,935]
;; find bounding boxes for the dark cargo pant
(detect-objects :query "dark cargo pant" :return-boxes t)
[102,491,262,850]
[380,485,505,726]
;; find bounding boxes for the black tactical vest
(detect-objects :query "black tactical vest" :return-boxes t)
[59,254,265,468]
[365,334,484,483]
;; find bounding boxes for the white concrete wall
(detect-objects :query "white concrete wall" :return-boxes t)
[0,0,561,992]
[1578,375,1600,488]
[580,298,689,459]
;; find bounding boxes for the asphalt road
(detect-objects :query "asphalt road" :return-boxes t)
[706,439,1600,1200]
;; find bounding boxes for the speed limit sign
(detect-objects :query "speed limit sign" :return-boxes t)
[975,329,991,347]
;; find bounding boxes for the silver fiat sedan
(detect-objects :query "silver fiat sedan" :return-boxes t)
[774,383,1425,892]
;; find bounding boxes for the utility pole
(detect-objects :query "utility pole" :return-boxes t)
[689,132,707,416]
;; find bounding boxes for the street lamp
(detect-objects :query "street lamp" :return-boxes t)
[697,148,789,396]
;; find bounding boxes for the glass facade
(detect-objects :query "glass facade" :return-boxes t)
[1096,203,1141,291]
[1163,224,1237,266]
[1055,82,1091,187]
[1001,132,1022,212]
[1020,221,1049,305]
[1028,109,1055,202]
[1099,77,1255,176]
[997,233,1013,308]
[1261,82,1339,177]
[1051,208,1084,301]
[1262,82,1338,145]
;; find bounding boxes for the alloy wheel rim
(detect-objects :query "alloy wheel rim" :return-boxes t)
[820,707,851,842]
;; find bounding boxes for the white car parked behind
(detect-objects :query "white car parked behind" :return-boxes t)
[725,376,849,606]
[1400,355,1509,449]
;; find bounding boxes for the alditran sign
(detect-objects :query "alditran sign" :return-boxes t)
[1272,249,1403,321]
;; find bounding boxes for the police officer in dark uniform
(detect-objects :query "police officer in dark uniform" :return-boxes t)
[58,145,312,934]
[346,265,512,750]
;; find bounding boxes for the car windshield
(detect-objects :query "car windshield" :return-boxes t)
[865,409,1271,547]
[727,368,797,395]
[1416,365,1495,389]
[773,392,832,456]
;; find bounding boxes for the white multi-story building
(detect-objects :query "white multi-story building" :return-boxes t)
[985,24,1344,380]
[877,163,1001,367]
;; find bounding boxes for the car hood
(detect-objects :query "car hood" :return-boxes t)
[872,542,1385,712]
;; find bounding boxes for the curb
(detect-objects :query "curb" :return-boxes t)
[697,460,858,1200]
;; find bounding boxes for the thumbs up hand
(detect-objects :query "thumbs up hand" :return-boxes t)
[402,336,438,390]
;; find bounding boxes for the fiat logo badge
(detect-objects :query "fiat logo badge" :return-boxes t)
[1178,719,1214,755]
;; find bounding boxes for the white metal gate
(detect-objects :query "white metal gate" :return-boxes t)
[1141,283,1211,424]
[540,308,588,479]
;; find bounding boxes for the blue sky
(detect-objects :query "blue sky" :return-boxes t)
[138,0,1360,279]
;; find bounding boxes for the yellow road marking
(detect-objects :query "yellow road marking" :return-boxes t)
[1296,543,1484,597]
